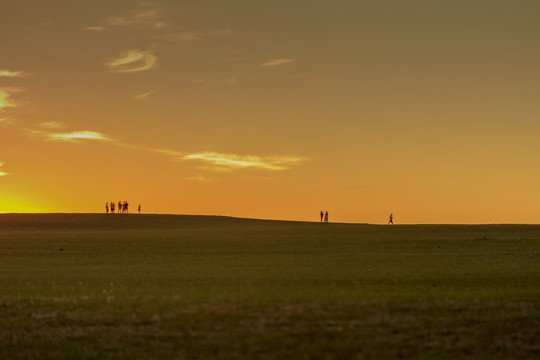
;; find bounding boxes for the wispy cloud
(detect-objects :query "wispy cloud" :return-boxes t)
[186,174,214,182]
[0,70,27,78]
[40,121,63,129]
[85,26,106,32]
[154,29,232,43]
[0,118,15,125]
[0,87,24,109]
[149,148,306,172]
[134,90,158,100]
[154,32,201,41]
[27,128,306,173]
[106,9,167,29]
[149,148,184,158]
[106,49,157,73]
[181,152,305,171]
[49,131,112,142]
[0,162,7,177]
[27,128,113,144]
[259,58,296,67]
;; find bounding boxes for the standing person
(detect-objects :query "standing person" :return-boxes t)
[138,204,141,214]
[324,211,328,223]
[125,201,129,213]
[110,202,115,214]
[388,213,394,225]
[105,202,109,214]
[118,201,122,213]
[320,210,324,222]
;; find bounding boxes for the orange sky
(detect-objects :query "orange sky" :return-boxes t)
[1,1,540,223]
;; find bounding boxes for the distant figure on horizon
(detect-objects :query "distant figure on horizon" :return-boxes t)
[105,202,109,214]
[110,202,115,213]
[324,211,328,223]
[388,213,394,225]
[320,210,324,222]
[118,201,122,213]
[138,204,141,214]
[124,201,129,213]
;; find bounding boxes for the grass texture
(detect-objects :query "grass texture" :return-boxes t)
[1,214,539,359]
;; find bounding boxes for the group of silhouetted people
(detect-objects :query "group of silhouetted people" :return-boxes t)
[105,201,141,214]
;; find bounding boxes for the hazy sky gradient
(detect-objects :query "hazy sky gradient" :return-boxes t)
[1,0,540,223]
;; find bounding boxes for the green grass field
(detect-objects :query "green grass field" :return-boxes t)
[1,214,539,359]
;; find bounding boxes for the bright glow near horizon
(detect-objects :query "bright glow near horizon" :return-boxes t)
[1,1,540,223]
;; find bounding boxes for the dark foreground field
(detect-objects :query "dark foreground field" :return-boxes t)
[1,214,539,359]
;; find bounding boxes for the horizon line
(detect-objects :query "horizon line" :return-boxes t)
[0,212,538,226]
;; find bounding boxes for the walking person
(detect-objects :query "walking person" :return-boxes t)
[324,211,328,223]
[388,213,394,225]
[105,202,109,214]
[320,210,324,222]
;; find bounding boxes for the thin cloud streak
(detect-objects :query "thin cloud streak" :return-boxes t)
[106,49,157,73]
[0,87,24,109]
[259,59,296,67]
[186,174,214,182]
[49,131,112,142]
[134,90,158,100]
[0,70,27,78]
[148,148,184,158]
[154,29,231,42]
[40,122,63,129]
[106,9,167,29]
[154,32,201,41]
[133,147,306,172]
[0,162,7,177]
[0,118,15,125]
[85,26,106,31]
[27,129,306,172]
[182,152,305,171]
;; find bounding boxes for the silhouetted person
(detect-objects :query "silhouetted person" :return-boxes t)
[105,202,109,214]
[124,201,129,213]
[320,210,324,222]
[118,201,122,213]
[110,202,115,213]
[324,211,328,223]
[388,213,394,225]
[138,204,141,214]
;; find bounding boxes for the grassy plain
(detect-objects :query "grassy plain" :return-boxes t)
[0,214,539,359]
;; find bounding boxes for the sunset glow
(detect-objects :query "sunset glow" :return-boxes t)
[1,1,540,223]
